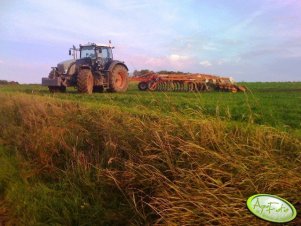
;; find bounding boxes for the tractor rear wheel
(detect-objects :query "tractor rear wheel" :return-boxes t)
[77,69,94,94]
[108,65,128,92]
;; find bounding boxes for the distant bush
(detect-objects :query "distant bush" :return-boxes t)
[0,80,19,85]
[132,69,154,77]
[157,70,189,74]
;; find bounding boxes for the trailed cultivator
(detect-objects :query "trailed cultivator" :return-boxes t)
[133,73,246,93]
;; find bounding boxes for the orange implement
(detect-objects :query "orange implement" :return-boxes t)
[131,73,246,92]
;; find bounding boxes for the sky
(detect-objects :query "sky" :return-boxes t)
[0,0,301,83]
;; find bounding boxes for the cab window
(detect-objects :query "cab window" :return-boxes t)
[102,48,109,58]
[80,46,96,59]
[99,47,113,59]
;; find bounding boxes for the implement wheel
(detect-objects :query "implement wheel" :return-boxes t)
[138,82,148,91]
[148,81,158,91]
[108,65,128,92]
[77,69,94,94]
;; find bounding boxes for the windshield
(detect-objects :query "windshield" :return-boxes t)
[96,47,113,59]
[80,46,96,59]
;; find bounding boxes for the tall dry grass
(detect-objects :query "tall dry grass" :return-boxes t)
[0,93,300,225]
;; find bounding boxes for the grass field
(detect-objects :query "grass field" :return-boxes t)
[0,82,300,225]
[1,82,301,133]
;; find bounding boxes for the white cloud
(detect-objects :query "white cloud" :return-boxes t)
[125,53,200,73]
[168,54,189,61]
[1,0,136,44]
[199,60,212,67]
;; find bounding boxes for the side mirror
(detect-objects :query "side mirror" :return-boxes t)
[69,49,71,55]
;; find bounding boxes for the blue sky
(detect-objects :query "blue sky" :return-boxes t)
[0,0,300,83]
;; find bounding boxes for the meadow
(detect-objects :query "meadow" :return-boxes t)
[1,82,301,133]
[0,82,300,225]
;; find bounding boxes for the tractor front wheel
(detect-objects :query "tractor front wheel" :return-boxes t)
[77,69,94,94]
[108,65,128,92]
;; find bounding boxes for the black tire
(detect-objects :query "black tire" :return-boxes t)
[108,65,128,92]
[93,86,104,93]
[48,86,66,93]
[138,82,148,91]
[77,69,94,94]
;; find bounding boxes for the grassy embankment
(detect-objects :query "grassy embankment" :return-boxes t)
[0,82,300,225]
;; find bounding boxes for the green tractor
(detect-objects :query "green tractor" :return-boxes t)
[42,42,129,94]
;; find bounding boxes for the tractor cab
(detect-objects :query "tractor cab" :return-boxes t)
[79,43,113,64]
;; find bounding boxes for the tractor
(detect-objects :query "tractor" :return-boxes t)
[42,42,129,94]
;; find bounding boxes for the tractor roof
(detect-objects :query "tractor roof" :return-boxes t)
[80,42,114,48]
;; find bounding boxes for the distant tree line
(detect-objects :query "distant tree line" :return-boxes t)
[0,80,19,85]
[157,70,189,75]
[132,69,154,77]
[132,69,189,77]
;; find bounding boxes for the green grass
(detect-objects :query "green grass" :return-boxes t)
[1,82,301,133]
[0,146,137,226]
[0,82,300,225]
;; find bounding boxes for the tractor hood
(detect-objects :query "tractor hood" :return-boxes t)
[57,59,76,74]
